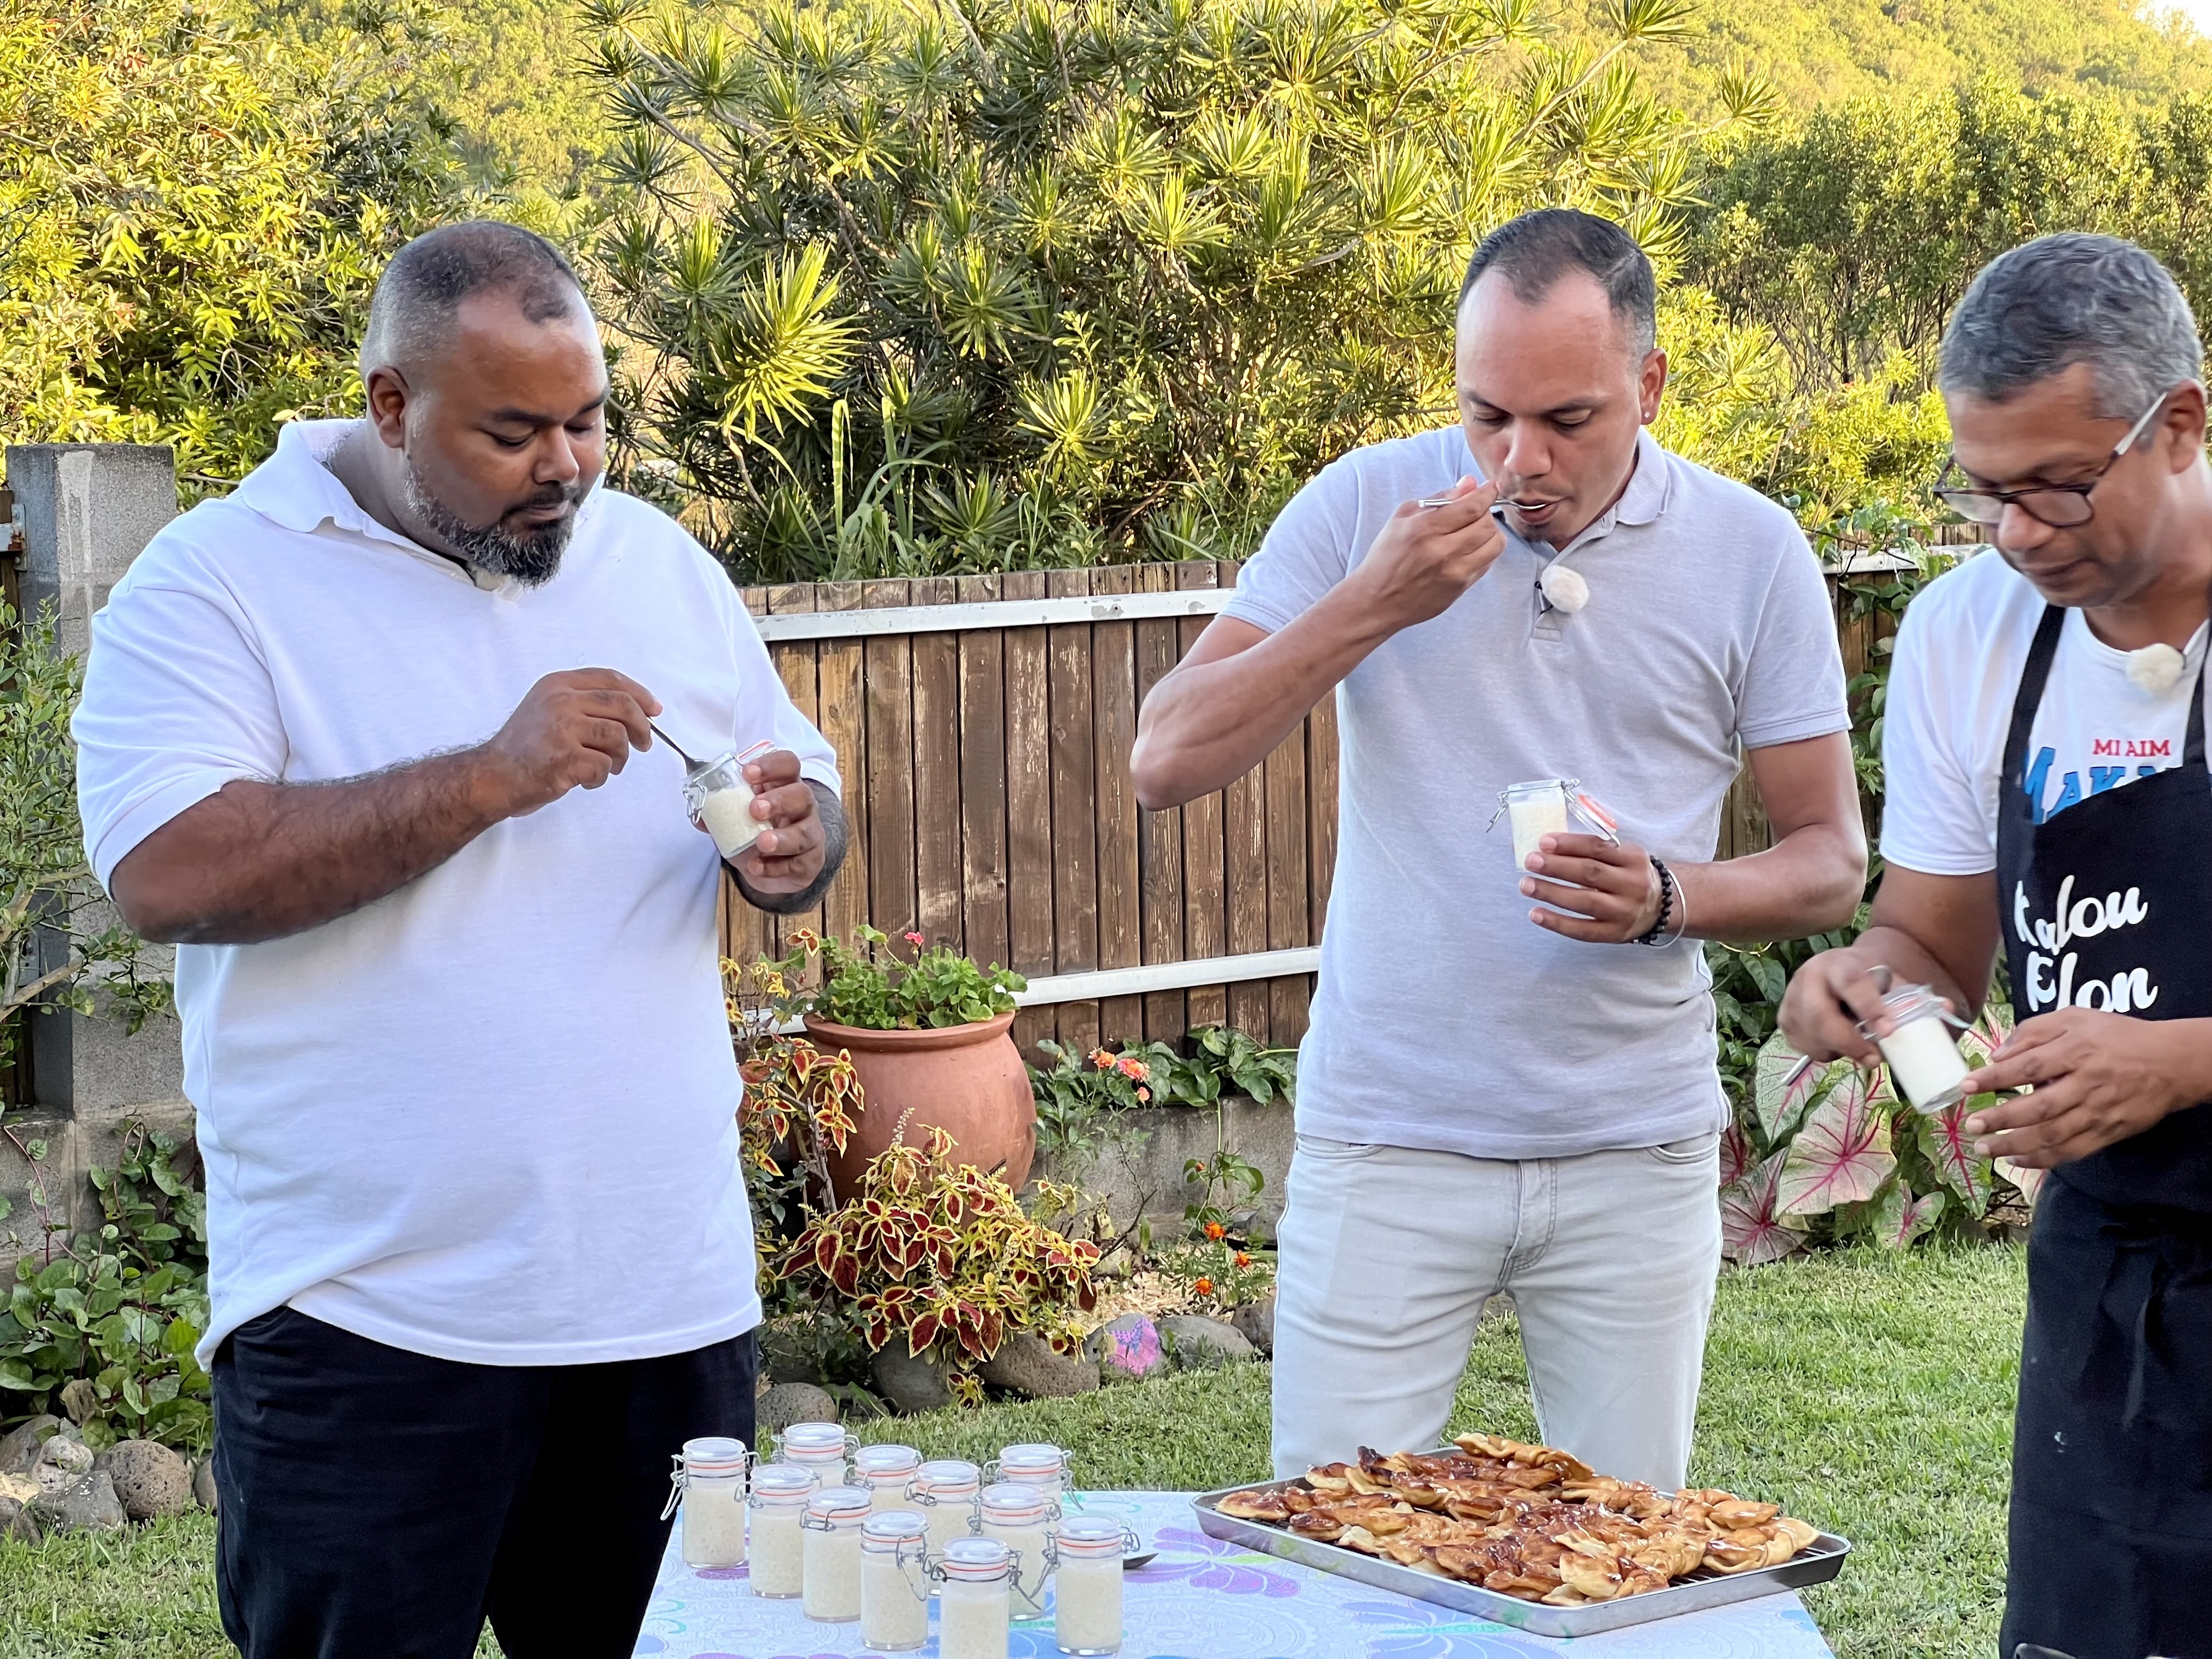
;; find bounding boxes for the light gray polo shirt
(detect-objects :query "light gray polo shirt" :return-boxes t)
[1226,425,1848,1159]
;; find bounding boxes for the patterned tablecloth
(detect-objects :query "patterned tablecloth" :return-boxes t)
[635,1490,1838,1657]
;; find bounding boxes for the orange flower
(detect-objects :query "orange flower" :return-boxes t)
[1089,1048,1115,1069]
[1203,1221,1226,1242]
[1233,1252,1251,1268]
[1136,1086,1150,1102]
[1194,1277,1215,1296]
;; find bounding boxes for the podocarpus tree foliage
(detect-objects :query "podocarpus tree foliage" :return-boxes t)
[0,0,469,495]
[582,0,1778,582]
[1690,78,2212,394]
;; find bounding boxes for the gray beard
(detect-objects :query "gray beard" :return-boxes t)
[402,457,580,587]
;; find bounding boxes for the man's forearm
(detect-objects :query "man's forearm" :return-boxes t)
[1673,822,1867,946]
[110,751,506,945]
[1132,592,1392,809]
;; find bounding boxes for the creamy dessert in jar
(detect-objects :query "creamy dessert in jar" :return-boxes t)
[672,1436,749,1568]
[938,1538,1014,1659]
[1052,1518,1129,1655]
[748,1466,815,1598]
[801,1485,872,1622]
[859,1509,931,1651]
[1868,980,1973,1109]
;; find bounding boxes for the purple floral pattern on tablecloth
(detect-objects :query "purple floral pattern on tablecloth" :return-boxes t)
[1135,1525,1301,1596]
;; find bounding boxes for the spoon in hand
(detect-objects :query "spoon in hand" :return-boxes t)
[646,719,702,772]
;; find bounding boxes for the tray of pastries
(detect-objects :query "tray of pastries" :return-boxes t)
[1192,1434,1848,1638]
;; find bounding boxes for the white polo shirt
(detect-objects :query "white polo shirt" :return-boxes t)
[1225,426,1848,1159]
[74,419,839,1367]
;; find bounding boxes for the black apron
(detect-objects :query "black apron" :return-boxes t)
[1996,605,2212,1659]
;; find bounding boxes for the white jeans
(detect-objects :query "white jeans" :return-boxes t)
[1269,1131,1722,1488]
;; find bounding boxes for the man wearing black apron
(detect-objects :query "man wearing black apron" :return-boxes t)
[1782,233,2212,1658]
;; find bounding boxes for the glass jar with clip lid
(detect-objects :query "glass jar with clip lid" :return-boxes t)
[1489,779,1621,879]
[977,1481,1053,1619]
[1052,1517,1140,1655]
[936,1537,1015,1659]
[859,1509,933,1652]
[800,1485,872,1622]
[661,1435,751,1569]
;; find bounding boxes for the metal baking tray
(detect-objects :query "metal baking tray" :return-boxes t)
[1190,1454,1850,1638]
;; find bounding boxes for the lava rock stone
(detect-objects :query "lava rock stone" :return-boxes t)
[871,1347,956,1415]
[978,1331,1099,1400]
[756,1381,840,1446]
[30,1470,127,1533]
[103,1440,194,1521]
[1158,1314,1255,1370]
[1229,1293,1276,1357]
[32,1434,93,1494]
[0,1492,41,1543]
[0,1415,63,1476]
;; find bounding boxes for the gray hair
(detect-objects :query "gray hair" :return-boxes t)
[1460,208,1657,360]
[1939,233,2202,417]
[359,221,588,379]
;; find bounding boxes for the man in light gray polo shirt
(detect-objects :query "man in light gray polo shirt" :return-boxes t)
[1132,210,1866,1487]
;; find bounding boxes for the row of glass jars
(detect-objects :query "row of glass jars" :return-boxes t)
[795,1494,1128,1656]
[668,1430,1122,1655]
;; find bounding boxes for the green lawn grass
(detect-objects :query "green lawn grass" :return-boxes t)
[0,1243,2023,1659]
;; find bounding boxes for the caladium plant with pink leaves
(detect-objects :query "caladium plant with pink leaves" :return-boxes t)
[1720,1003,2033,1265]
[1720,1150,1804,1267]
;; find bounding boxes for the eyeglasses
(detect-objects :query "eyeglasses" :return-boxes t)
[1931,389,2172,528]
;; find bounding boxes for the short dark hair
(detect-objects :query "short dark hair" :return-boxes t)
[358,220,588,376]
[1459,208,1657,358]
[1939,233,2201,418]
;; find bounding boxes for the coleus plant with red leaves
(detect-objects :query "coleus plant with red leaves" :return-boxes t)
[783,1126,1101,1404]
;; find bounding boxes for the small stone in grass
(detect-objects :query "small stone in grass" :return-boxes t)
[756,1381,839,1444]
[193,1457,219,1514]
[30,1470,127,1533]
[872,1347,956,1415]
[1158,1315,1255,1370]
[978,1331,1098,1400]
[1230,1294,1276,1357]
[104,1440,194,1521]
[0,1493,40,1544]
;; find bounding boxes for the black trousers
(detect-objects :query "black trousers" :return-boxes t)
[2000,1179,2212,1659]
[212,1306,758,1659]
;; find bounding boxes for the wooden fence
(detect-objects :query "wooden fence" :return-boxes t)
[721,544,1963,1059]
[724,561,1330,1060]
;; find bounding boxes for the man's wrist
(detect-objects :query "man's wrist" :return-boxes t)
[2158,1018,2212,1109]
[441,746,521,834]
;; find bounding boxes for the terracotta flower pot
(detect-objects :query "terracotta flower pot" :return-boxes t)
[804,1009,1036,1200]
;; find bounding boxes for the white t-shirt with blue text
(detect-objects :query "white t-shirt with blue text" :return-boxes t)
[1881,546,2209,874]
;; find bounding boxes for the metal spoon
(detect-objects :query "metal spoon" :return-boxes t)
[646,719,706,775]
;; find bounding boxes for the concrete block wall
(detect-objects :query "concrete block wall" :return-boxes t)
[1040,1094,1296,1239]
[1,445,191,1272]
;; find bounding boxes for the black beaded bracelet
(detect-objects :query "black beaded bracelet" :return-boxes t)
[1635,855,1677,947]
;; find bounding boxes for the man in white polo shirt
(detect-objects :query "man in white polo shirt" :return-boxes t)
[72,222,844,1657]
[1133,210,1866,1490]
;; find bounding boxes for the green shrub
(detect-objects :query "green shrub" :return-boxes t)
[0,1123,211,1451]
[0,0,469,496]
[579,0,1773,579]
